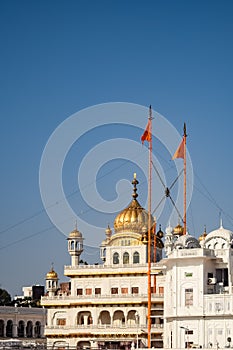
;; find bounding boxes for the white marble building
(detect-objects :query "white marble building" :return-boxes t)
[0,305,46,340]
[41,175,165,349]
[163,222,233,349]
[42,173,233,350]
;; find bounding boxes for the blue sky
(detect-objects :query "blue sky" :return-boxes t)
[1,0,233,296]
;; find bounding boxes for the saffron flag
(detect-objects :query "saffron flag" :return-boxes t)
[141,120,152,144]
[172,138,185,159]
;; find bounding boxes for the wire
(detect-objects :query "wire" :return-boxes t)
[2,141,233,251]
[0,147,148,236]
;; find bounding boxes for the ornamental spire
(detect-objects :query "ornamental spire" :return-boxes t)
[132,173,139,199]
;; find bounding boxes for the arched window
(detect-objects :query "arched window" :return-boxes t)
[113,252,119,264]
[123,252,129,264]
[133,251,140,264]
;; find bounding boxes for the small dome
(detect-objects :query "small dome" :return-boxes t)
[105,225,112,240]
[173,223,184,236]
[46,267,58,279]
[105,225,112,235]
[114,174,154,234]
[204,223,233,245]
[69,228,82,239]
[174,234,201,249]
[199,226,207,242]
[157,225,164,239]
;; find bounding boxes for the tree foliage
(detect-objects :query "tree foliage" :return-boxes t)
[0,288,11,305]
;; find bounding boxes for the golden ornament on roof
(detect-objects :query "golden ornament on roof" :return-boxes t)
[173,223,184,236]
[114,174,154,234]
[199,226,207,241]
[46,267,58,279]
[69,228,82,238]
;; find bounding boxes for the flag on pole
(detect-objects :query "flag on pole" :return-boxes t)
[172,138,185,159]
[141,119,152,144]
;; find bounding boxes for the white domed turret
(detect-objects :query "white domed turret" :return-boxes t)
[67,224,84,266]
[174,234,201,250]
[204,221,233,250]
[100,225,112,262]
[46,265,59,297]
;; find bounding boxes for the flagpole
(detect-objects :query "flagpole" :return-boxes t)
[183,123,187,235]
[147,105,152,348]
[153,220,157,294]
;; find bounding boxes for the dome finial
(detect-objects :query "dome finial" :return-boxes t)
[105,224,112,239]
[132,173,139,199]
[219,211,223,229]
[220,217,223,229]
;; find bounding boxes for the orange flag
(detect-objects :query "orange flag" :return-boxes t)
[141,119,152,144]
[172,138,185,159]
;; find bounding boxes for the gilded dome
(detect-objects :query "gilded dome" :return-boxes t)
[69,228,82,239]
[199,226,207,241]
[173,223,184,236]
[46,267,58,279]
[114,174,154,234]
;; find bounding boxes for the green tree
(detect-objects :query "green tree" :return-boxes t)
[0,288,11,305]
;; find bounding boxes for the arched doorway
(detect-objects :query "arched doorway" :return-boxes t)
[34,321,41,338]
[18,320,25,337]
[113,310,125,326]
[77,341,91,350]
[6,320,13,337]
[0,320,4,337]
[77,311,92,326]
[98,310,111,325]
[26,321,33,338]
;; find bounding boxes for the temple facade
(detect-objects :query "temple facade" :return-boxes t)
[41,175,165,349]
[42,174,233,350]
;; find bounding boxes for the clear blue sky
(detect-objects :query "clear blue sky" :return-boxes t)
[1,0,233,297]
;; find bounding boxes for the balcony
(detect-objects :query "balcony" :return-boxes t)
[41,292,164,306]
[64,263,164,277]
[44,323,163,336]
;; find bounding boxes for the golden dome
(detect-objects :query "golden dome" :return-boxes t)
[46,267,58,279]
[114,174,154,234]
[199,226,207,241]
[69,228,82,239]
[173,223,184,236]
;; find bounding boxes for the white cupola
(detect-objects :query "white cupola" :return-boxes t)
[67,224,84,266]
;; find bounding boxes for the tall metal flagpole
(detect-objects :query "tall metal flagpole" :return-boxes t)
[147,106,152,348]
[183,123,187,235]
